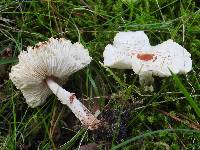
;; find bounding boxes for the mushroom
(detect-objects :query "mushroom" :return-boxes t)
[103,31,192,91]
[103,31,151,69]
[9,38,100,130]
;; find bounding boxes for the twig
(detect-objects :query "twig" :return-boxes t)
[157,109,200,131]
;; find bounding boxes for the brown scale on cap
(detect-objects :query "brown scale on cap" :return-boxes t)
[137,53,156,61]
[34,41,48,49]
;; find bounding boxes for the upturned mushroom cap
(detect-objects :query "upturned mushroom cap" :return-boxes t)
[103,31,151,69]
[9,38,91,107]
[103,31,192,78]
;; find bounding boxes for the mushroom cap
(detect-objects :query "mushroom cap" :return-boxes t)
[103,31,151,69]
[132,39,192,76]
[9,38,91,108]
[103,31,192,77]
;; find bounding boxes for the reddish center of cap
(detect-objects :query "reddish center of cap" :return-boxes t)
[137,53,155,61]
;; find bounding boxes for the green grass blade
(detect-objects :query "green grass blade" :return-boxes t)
[111,129,200,150]
[58,128,86,150]
[172,73,200,117]
[0,58,18,65]
[99,62,127,88]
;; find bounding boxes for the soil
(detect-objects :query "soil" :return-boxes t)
[92,107,132,144]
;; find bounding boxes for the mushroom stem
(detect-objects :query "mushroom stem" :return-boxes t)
[46,79,101,130]
[139,73,154,92]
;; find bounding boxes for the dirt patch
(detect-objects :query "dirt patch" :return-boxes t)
[92,107,132,144]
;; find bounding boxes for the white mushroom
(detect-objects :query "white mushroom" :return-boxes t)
[9,38,100,130]
[132,39,192,76]
[103,31,151,69]
[103,31,192,91]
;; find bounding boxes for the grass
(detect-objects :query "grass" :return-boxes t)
[172,72,200,117]
[0,0,200,149]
